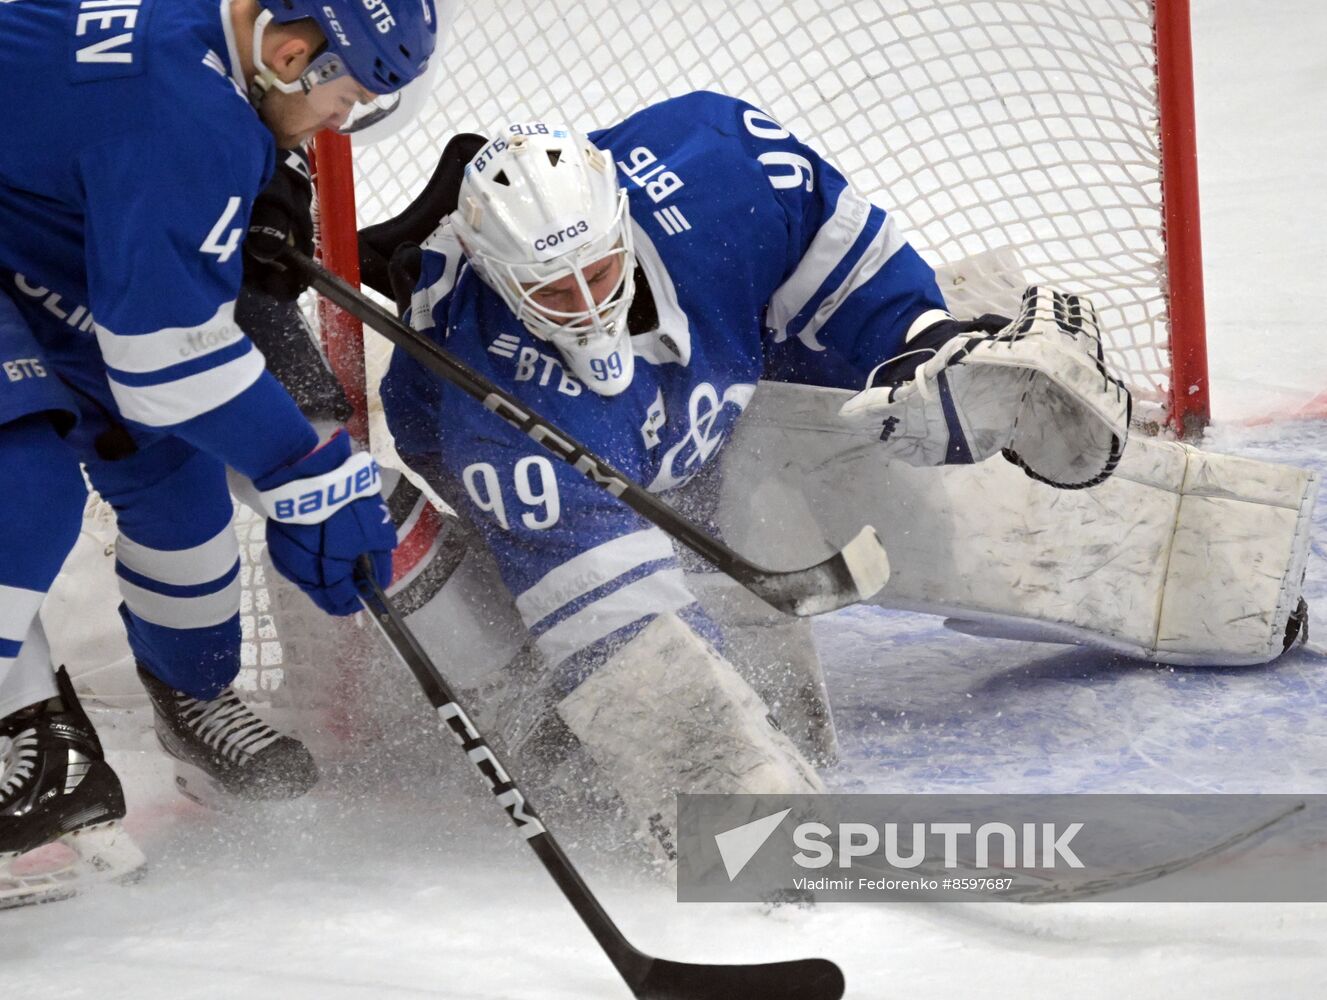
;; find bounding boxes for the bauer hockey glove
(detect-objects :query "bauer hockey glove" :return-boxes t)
[839,287,1131,489]
[254,430,396,615]
[243,148,315,301]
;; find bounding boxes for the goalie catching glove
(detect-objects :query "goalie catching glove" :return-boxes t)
[254,430,396,615]
[840,287,1131,489]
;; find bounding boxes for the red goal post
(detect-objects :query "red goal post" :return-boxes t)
[312,0,1210,438]
[1153,0,1209,437]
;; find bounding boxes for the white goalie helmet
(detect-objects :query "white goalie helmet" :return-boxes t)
[452,123,637,395]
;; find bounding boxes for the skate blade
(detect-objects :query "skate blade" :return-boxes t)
[170,759,316,812]
[0,821,146,910]
[171,760,236,813]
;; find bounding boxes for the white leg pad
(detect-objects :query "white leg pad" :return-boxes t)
[718,381,1318,666]
[688,572,839,764]
[557,613,824,867]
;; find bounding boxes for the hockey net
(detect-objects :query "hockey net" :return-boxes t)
[318,0,1209,436]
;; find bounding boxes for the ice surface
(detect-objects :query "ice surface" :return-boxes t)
[3,3,1325,998]
[1196,1,1327,424]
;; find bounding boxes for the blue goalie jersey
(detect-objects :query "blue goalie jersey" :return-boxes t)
[0,0,314,477]
[382,91,950,689]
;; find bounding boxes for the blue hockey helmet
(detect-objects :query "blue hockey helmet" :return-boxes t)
[252,0,440,135]
[259,0,437,93]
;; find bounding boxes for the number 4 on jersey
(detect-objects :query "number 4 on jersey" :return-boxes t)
[200,196,244,263]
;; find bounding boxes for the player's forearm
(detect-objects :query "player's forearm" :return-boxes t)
[767,199,951,388]
[834,246,953,376]
[162,370,320,481]
[92,296,322,477]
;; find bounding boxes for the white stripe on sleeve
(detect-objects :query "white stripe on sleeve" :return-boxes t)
[94,301,245,375]
[790,214,909,353]
[905,309,955,343]
[767,186,873,345]
[410,227,465,333]
[106,345,266,426]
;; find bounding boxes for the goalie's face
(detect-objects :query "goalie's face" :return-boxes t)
[509,241,636,396]
[466,189,638,396]
[523,253,626,329]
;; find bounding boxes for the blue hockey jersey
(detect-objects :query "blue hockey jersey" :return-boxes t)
[382,92,950,690]
[0,0,315,476]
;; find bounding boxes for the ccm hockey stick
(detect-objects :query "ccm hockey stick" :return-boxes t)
[292,250,888,616]
[355,561,847,1000]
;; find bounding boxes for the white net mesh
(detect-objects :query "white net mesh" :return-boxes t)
[346,0,1175,414]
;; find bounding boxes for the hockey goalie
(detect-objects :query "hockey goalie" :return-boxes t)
[350,92,1315,872]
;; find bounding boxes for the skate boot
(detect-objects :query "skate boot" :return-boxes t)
[0,667,146,908]
[137,664,318,807]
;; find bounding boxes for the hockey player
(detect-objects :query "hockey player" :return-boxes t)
[377,92,1130,868]
[0,0,436,904]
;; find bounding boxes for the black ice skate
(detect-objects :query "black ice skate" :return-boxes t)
[0,666,145,908]
[137,664,318,808]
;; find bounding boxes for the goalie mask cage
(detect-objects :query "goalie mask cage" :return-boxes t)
[312,0,1209,438]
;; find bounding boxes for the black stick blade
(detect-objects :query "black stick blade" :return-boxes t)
[634,957,845,1000]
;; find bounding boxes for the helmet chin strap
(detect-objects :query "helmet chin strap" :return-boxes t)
[248,9,305,107]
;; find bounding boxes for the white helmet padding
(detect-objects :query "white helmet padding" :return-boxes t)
[452,124,637,396]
